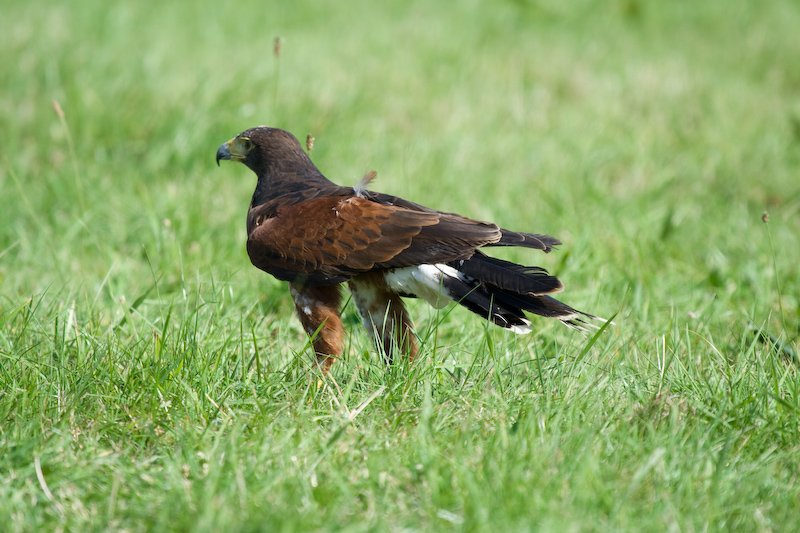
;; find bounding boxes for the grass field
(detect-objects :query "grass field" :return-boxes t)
[3,0,800,530]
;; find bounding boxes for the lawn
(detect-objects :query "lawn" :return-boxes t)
[2,0,800,530]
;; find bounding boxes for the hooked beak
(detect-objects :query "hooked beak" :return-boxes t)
[216,141,231,166]
[216,136,249,166]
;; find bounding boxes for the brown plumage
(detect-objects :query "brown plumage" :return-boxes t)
[217,126,602,371]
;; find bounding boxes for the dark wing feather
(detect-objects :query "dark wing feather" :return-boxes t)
[489,230,562,252]
[364,190,561,252]
[246,196,502,285]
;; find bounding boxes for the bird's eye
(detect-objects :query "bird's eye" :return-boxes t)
[242,138,254,151]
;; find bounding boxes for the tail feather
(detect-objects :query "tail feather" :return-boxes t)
[487,290,601,332]
[440,256,603,333]
[450,253,563,296]
[437,268,532,333]
[384,258,606,334]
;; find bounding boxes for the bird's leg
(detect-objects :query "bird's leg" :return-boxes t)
[289,283,344,372]
[348,273,418,364]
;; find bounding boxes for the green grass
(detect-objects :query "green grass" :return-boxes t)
[2,0,800,530]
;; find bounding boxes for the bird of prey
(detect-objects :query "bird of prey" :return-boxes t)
[217,126,601,371]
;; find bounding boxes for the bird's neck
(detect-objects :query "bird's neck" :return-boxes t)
[250,166,338,208]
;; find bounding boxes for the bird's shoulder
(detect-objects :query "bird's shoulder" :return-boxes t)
[246,190,440,237]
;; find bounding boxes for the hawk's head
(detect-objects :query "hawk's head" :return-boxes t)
[216,126,310,175]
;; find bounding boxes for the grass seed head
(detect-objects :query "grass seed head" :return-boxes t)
[52,100,64,118]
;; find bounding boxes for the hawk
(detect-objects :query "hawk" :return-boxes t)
[216,126,601,371]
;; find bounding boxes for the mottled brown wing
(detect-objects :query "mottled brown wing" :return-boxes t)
[246,195,501,284]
